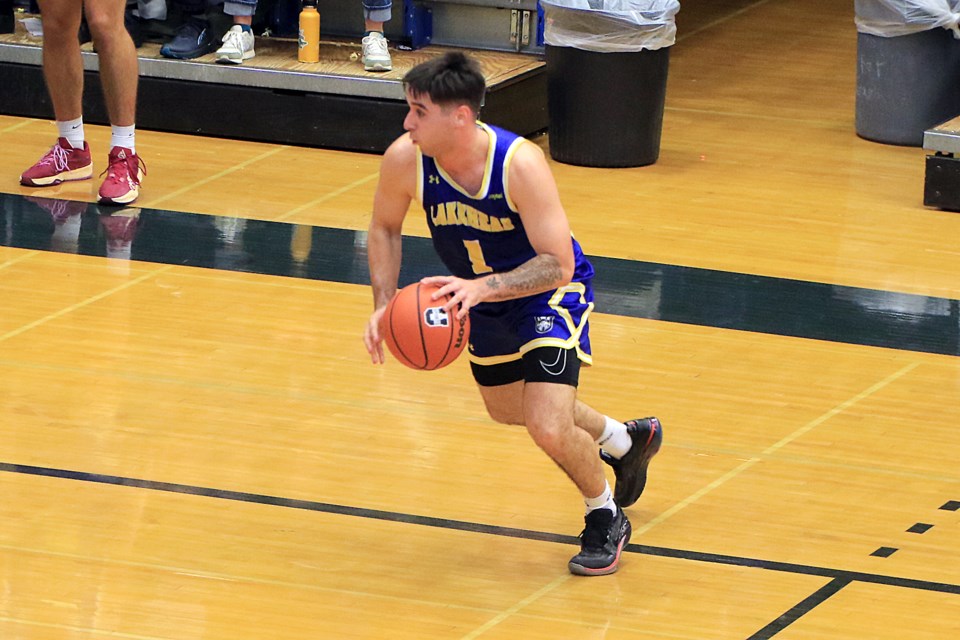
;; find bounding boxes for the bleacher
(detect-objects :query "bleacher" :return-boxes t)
[0,0,547,152]
[923,115,960,212]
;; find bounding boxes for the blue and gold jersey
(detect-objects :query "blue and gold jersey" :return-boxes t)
[417,122,594,284]
[416,123,597,366]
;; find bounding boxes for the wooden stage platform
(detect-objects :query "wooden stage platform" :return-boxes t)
[0,16,547,153]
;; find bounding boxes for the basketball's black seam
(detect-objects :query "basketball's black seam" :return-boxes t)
[389,294,416,369]
[436,293,454,370]
[416,283,430,370]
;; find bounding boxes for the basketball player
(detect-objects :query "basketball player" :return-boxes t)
[19,0,146,205]
[363,52,662,576]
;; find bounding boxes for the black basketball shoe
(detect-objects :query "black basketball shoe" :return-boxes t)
[600,417,663,508]
[568,506,632,576]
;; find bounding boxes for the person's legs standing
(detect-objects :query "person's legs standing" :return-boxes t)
[39,0,84,123]
[361,0,391,71]
[20,0,94,186]
[86,0,138,130]
[217,0,255,63]
[86,0,145,204]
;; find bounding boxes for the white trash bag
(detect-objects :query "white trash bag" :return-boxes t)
[542,0,681,53]
[855,0,960,38]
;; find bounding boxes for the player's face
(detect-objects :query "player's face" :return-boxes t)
[403,90,456,155]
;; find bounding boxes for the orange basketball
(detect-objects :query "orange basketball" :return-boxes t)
[380,282,470,370]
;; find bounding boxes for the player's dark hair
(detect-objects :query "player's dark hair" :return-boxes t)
[403,52,486,116]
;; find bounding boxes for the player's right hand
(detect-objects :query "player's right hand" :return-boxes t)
[363,306,388,364]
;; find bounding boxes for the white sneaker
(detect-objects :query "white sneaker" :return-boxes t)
[361,31,392,72]
[216,25,255,64]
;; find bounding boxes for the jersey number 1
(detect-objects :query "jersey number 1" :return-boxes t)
[463,240,493,275]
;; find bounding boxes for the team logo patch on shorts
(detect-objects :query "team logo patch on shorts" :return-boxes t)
[534,315,555,334]
[424,307,450,327]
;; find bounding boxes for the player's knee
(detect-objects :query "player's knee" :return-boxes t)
[85,12,125,43]
[41,16,83,42]
[524,419,565,454]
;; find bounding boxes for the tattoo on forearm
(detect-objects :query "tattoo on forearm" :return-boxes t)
[484,255,562,300]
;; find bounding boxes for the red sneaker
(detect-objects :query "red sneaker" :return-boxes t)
[20,138,93,187]
[98,208,140,251]
[26,196,89,224]
[98,147,146,205]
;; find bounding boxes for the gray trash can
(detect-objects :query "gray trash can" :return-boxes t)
[542,0,680,167]
[855,0,960,146]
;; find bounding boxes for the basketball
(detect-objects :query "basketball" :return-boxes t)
[380,282,470,370]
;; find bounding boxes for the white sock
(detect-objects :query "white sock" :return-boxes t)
[57,117,85,149]
[596,416,632,459]
[110,124,136,153]
[584,481,617,516]
[51,213,82,253]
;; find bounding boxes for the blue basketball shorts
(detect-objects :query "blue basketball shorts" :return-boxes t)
[467,280,595,367]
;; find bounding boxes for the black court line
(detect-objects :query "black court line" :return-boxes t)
[747,578,853,640]
[3,461,960,600]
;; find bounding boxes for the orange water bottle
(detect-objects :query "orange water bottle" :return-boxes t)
[298,0,320,63]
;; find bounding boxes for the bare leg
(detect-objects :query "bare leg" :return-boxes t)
[574,399,607,441]
[365,19,384,32]
[478,382,607,498]
[37,0,84,122]
[84,0,137,126]
[524,383,607,497]
[478,382,609,443]
[477,380,525,425]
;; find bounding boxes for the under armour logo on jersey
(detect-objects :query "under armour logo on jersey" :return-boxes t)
[428,175,440,184]
[534,315,554,334]
[424,306,450,327]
